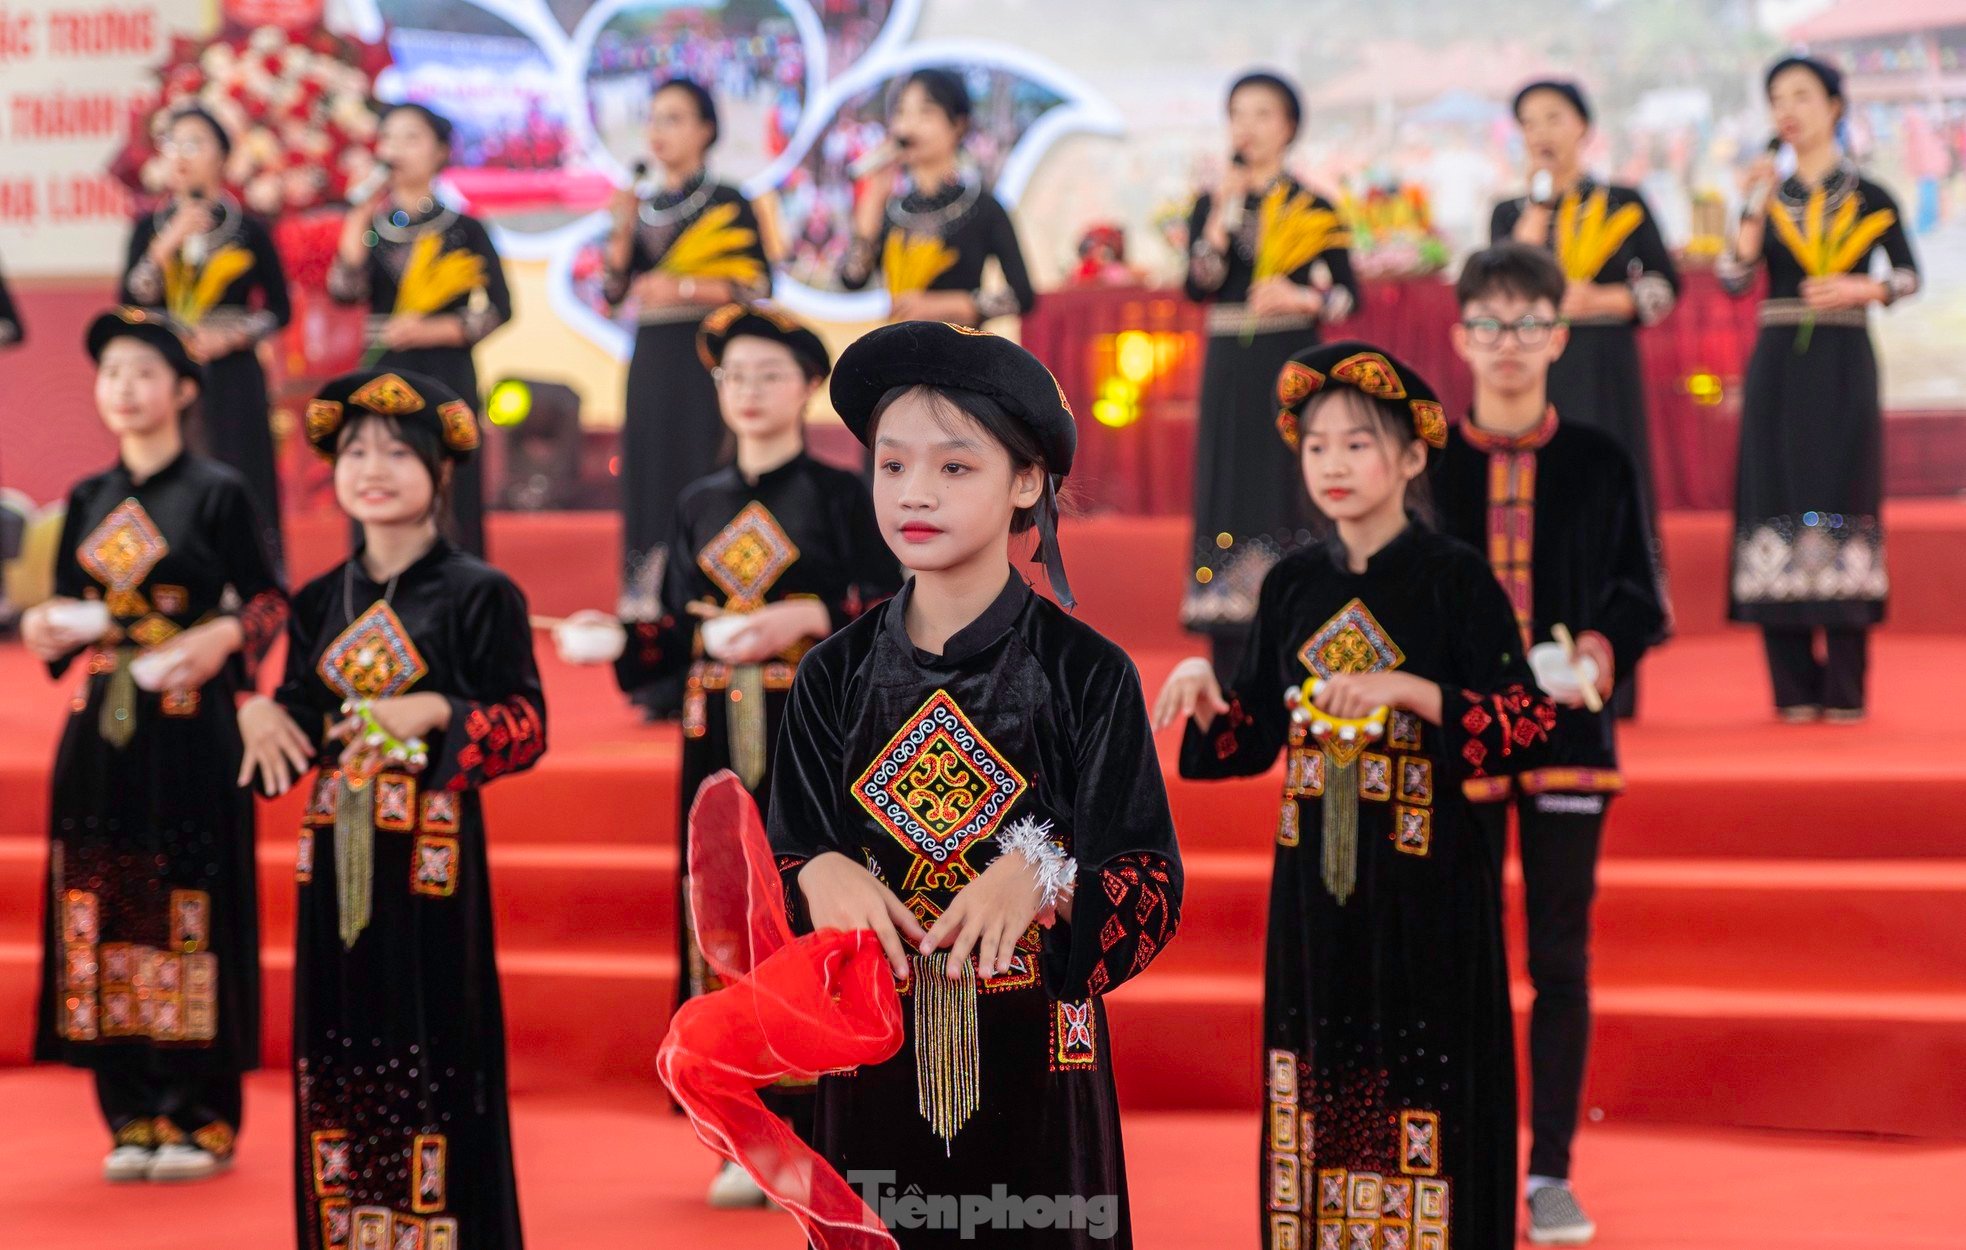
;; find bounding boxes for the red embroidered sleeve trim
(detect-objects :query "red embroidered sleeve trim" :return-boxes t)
[1086,851,1179,990]
[235,590,288,677]
[1455,685,1555,777]
[447,696,545,789]
[1214,695,1253,761]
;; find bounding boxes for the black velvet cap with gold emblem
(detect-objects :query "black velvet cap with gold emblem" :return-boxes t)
[1274,340,1449,455]
[829,320,1078,475]
[304,369,480,461]
[696,301,831,379]
[84,306,201,383]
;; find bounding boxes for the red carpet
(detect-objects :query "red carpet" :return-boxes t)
[2,506,1963,1175]
[0,1067,1961,1250]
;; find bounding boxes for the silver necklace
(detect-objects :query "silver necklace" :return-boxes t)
[888,174,982,236]
[638,169,715,228]
[345,559,405,626]
[373,197,457,245]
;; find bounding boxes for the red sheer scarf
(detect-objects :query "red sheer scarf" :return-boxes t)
[655,771,903,1250]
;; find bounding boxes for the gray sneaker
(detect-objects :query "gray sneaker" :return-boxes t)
[1527,1185,1596,1245]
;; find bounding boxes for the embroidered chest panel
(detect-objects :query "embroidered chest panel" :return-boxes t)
[1299,597,1405,678]
[318,602,429,701]
[854,689,1026,877]
[80,499,170,617]
[698,501,799,609]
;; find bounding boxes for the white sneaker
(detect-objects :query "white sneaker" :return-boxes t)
[104,1145,154,1183]
[147,1143,231,1183]
[705,1160,768,1209]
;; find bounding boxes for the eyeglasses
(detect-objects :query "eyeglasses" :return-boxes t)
[160,137,216,156]
[1460,316,1561,347]
[712,368,799,391]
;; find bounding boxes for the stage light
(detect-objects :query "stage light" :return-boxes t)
[1686,371,1723,406]
[488,379,533,427]
[1094,376,1141,428]
[1115,330,1156,384]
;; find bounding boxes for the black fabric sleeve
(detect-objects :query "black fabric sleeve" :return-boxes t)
[424,573,547,792]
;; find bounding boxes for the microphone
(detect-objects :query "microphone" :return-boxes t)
[1745,135,1783,217]
[346,161,392,209]
[1529,169,1554,207]
[848,137,907,179]
[182,190,208,265]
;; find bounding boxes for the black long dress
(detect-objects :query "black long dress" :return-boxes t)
[838,177,1037,326]
[768,574,1183,1249]
[610,453,899,1011]
[1181,177,1360,640]
[1721,163,1918,630]
[604,174,772,622]
[34,452,286,1155]
[328,204,513,557]
[1180,527,1556,1250]
[275,539,545,1250]
[1489,180,1678,531]
[122,197,293,571]
[1431,412,1665,797]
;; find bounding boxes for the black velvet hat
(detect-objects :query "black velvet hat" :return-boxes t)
[696,301,831,378]
[85,306,201,383]
[305,368,479,461]
[1275,340,1449,453]
[829,320,1077,475]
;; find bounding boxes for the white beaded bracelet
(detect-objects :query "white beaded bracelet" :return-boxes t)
[997,815,1077,911]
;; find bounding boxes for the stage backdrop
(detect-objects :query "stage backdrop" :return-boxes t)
[2,0,1961,495]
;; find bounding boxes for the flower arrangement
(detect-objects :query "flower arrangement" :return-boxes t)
[1338,182,1451,279]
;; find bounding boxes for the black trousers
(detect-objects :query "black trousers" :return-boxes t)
[1761,625,1868,712]
[92,1048,242,1153]
[1475,791,1607,1182]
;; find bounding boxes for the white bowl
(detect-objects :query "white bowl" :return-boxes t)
[45,599,111,642]
[130,650,188,692]
[698,612,750,657]
[1529,641,1599,699]
[555,619,627,665]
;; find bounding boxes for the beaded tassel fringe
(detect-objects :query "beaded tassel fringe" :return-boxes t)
[911,950,980,1154]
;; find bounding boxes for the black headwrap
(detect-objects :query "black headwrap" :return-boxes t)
[1229,70,1303,139]
[1765,55,1843,103]
[165,104,234,159]
[381,102,456,149]
[1512,79,1592,126]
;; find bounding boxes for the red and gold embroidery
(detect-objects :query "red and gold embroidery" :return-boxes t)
[854,689,1025,891]
[1300,598,1406,683]
[411,836,459,897]
[192,1120,235,1158]
[426,1217,458,1250]
[319,1198,353,1250]
[305,772,341,827]
[351,1205,392,1250]
[375,774,417,833]
[1049,999,1098,1071]
[1396,758,1433,806]
[312,1128,352,1196]
[1267,1050,1303,1214]
[298,829,315,882]
[318,603,428,701]
[1358,752,1392,802]
[1277,800,1301,847]
[698,501,800,611]
[419,790,459,833]
[1393,806,1432,856]
[1330,352,1406,400]
[169,889,209,952]
[410,1132,447,1213]
[79,499,169,618]
[349,373,425,415]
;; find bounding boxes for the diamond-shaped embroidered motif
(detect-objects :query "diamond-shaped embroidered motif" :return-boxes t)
[1299,597,1405,679]
[129,614,181,647]
[80,499,169,616]
[698,502,799,608]
[854,689,1025,869]
[349,372,424,415]
[317,602,428,700]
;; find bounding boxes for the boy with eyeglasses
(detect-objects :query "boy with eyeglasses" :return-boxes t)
[1432,242,1665,1247]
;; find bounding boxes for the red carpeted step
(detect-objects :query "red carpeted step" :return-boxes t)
[274,503,1966,645]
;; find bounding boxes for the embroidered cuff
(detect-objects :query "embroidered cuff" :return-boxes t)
[1187,240,1227,293]
[326,258,369,304]
[996,815,1077,911]
[127,257,165,305]
[974,287,1019,321]
[1884,267,1920,305]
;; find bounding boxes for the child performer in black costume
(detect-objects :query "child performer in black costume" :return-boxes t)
[238,368,545,1250]
[1156,341,1556,1250]
[768,321,1182,1248]
[25,309,286,1183]
[556,301,898,1207]
[1434,244,1666,1246]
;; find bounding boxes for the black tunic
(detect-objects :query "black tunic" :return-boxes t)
[122,199,293,570]
[276,539,545,1250]
[839,179,1037,325]
[1181,178,1361,634]
[1432,414,1665,795]
[610,453,899,1007]
[601,176,772,619]
[768,574,1183,1249]
[327,204,513,557]
[1180,527,1556,1250]
[35,454,287,1106]
[1721,164,1919,629]
[1489,181,1678,530]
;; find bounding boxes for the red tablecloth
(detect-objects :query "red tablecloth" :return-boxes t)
[1022,272,1762,515]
